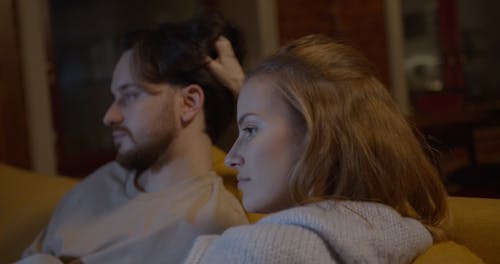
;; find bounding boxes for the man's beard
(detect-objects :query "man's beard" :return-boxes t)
[115,127,177,171]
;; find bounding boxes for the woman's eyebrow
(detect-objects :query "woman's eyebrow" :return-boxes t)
[238,113,259,126]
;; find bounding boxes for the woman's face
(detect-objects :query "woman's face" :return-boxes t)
[225,75,306,213]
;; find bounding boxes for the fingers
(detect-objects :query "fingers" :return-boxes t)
[205,55,224,76]
[213,36,236,59]
[204,36,245,96]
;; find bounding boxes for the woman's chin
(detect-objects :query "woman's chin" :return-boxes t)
[243,199,279,214]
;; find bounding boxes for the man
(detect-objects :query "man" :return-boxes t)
[19,14,248,263]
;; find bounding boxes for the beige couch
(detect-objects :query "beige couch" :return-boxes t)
[1,158,499,263]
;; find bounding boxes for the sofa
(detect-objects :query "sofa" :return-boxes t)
[1,148,499,263]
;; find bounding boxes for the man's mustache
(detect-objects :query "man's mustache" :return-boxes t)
[111,126,132,136]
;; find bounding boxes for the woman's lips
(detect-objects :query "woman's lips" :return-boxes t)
[237,176,251,190]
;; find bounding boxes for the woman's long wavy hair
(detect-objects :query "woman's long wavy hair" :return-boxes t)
[247,35,448,241]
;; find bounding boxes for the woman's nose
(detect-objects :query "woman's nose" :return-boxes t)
[225,142,244,169]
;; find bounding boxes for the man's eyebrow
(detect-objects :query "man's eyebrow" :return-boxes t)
[237,113,259,126]
[117,83,139,93]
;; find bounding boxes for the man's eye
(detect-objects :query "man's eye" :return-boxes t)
[125,92,139,100]
[120,92,139,105]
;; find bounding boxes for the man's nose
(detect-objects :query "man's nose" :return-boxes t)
[103,102,123,127]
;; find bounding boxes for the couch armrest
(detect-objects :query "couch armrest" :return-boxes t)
[0,164,79,263]
[447,196,500,263]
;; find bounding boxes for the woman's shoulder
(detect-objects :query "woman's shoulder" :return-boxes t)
[256,200,433,263]
[187,221,335,264]
[187,201,432,263]
[259,200,420,226]
[258,200,389,224]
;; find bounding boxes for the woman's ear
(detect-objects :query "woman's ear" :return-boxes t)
[180,84,205,126]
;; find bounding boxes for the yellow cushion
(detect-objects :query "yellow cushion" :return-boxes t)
[446,197,500,264]
[413,241,484,263]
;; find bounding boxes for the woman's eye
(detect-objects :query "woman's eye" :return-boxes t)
[242,127,258,137]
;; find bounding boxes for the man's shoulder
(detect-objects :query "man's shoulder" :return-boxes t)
[78,161,128,187]
[59,161,130,204]
[87,161,128,180]
[42,162,132,233]
[188,172,249,231]
[208,172,246,215]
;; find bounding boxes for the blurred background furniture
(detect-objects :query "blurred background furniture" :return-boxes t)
[1,0,499,198]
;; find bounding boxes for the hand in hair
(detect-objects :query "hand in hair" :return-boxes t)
[205,36,245,96]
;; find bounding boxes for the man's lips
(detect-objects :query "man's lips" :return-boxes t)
[112,130,128,144]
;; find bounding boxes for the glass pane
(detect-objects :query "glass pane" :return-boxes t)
[402,0,443,93]
[457,0,500,102]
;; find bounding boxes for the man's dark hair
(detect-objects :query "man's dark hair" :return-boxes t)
[125,13,245,142]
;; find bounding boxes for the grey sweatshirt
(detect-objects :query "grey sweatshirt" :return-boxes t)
[19,162,248,264]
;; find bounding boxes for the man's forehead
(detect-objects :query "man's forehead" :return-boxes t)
[111,50,136,92]
[110,50,180,95]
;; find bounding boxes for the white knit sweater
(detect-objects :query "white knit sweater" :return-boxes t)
[185,201,432,264]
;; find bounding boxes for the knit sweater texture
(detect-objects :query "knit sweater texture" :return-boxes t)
[185,201,432,264]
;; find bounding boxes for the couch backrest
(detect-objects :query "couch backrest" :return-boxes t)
[0,163,79,263]
[447,196,500,263]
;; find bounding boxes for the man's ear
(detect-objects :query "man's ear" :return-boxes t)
[180,84,204,126]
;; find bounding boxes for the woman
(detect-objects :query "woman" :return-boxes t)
[186,35,448,263]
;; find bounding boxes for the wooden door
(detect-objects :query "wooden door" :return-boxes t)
[0,0,31,169]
